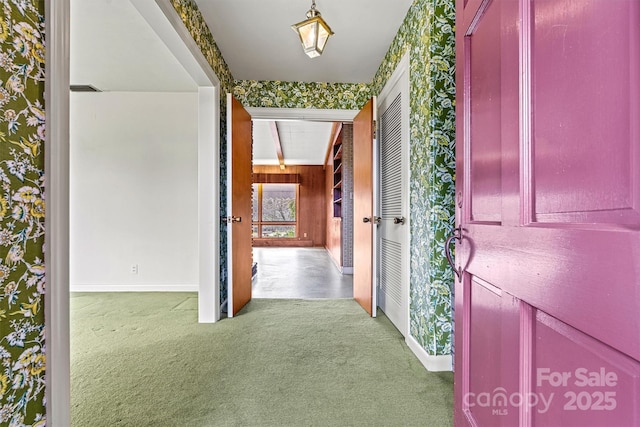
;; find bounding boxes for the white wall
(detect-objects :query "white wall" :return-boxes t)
[70,92,198,291]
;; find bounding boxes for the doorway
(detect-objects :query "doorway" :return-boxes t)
[225,108,359,307]
[47,1,222,422]
[248,115,356,300]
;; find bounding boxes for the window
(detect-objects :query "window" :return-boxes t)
[252,183,298,238]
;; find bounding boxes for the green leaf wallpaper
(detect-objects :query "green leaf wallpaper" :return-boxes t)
[0,1,47,425]
[233,81,371,110]
[178,0,455,356]
[180,0,456,355]
[170,0,236,303]
[371,0,456,356]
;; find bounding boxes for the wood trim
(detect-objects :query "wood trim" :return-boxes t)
[324,122,343,169]
[228,95,253,317]
[253,165,325,246]
[353,98,375,316]
[269,121,286,170]
[253,238,314,247]
[252,183,298,239]
[253,173,300,183]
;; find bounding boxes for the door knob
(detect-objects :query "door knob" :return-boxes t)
[225,216,242,223]
[363,217,371,223]
[445,227,462,281]
[393,216,406,225]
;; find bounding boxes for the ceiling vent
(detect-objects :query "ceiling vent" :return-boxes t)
[70,84,102,92]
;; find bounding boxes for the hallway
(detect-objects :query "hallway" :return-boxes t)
[252,247,353,299]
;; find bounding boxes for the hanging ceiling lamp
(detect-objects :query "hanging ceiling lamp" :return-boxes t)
[291,0,334,58]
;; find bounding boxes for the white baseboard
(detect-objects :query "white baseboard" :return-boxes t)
[342,267,353,274]
[406,335,453,372]
[70,284,198,292]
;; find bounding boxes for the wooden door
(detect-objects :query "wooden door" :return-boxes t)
[353,98,377,316]
[227,94,253,317]
[455,0,640,425]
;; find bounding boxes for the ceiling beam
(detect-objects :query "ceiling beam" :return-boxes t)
[269,121,286,170]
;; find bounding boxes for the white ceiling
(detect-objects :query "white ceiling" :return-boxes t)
[253,120,334,166]
[70,0,412,164]
[194,0,413,83]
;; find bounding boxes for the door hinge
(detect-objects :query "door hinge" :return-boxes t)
[373,120,377,139]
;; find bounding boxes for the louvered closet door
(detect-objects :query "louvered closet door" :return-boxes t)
[378,77,408,337]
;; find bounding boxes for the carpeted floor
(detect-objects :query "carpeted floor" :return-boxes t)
[71,293,453,426]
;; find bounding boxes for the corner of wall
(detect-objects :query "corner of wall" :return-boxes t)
[169,0,236,302]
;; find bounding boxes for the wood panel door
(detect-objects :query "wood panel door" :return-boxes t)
[455,0,640,425]
[353,98,377,316]
[227,94,253,317]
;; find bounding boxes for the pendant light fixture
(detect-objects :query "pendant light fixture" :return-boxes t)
[291,0,334,58]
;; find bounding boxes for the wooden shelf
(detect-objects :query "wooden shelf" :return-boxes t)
[332,129,343,218]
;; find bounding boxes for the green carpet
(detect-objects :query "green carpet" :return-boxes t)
[71,293,453,426]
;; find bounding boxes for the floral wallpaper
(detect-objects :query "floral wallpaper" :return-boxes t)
[0,1,47,425]
[170,0,236,303]
[371,0,456,356]
[233,81,371,111]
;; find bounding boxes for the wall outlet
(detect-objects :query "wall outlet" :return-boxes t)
[131,264,138,275]
[304,232,307,238]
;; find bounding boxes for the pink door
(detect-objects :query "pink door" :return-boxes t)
[454,0,640,426]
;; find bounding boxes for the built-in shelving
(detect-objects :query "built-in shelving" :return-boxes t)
[332,128,343,217]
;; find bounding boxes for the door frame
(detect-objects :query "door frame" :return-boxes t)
[375,52,410,337]
[247,107,358,122]
[46,0,221,423]
[135,0,222,323]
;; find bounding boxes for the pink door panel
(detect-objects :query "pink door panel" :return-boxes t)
[532,0,640,224]
[533,311,640,426]
[455,0,640,425]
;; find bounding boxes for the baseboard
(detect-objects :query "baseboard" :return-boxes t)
[70,284,198,292]
[406,335,453,372]
[325,247,343,272]
[341,267,353,274]
[253,238,313,247]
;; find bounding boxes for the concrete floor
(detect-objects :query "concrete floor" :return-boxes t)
[252,247,353,299]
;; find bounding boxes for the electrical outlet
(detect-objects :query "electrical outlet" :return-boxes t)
[131,264,138,275]
[304,232,307,238]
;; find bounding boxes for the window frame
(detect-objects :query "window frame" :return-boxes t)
[252,183,299,239]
